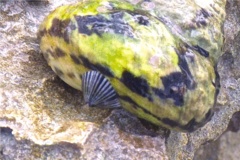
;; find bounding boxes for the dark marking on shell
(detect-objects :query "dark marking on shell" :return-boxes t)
[121,71,153,101]
[152,47,197,106]
[123,95,211,131]
[49,50,57,58]
[205,109,214,123]
[153,72,187,106]
[161,117,200,132]
[48,18,70,43]
[111,11,124,20]
[161,118,179,128]
[63,30,70,43]
[38,28,47,39]
[82,71,121,108]
[120,95,213,132]
[176,109,213,132]
[75,12,135,37]
[193,8,211,27]
[42,52,49,62]
[200,8,211,18]
[70,54,81,64]
[53,67,63,76]
[176,50,196,89]
[192,45,209,57]
[67,72,75,78]
[213,65,220,104]
[120,96,157,116]
[69,23,77,30]
[131,13,150,26]
[79,55,114,77]
[151,46,196,106]
[55,47,66,57]
[42,49,51,62]
[119,95,139,108]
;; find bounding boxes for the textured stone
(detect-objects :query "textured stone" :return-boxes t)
[194,131,240,160]
[0,127,82,160]
[194,0,240,159]
[1,0,239,160]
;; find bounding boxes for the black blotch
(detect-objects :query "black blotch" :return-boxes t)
[152,72,187,106]
[205,109,214,122]
[121,71,152,101]
[131,13,149,26]
[63,30,70,43]
[136,15,149,25]
[43,50,51,62]
[193,8,211,28]
[49,50,58,59]
[67,73,75,78]
[152,48,197,106]
[182,118,197,132]
[79,55,114,77]
[69,23,77,30]
[161,111,213,132]
[119,96,139,108]
[200,8,211,18]
[192,45,209,57]
[162,118,179,128]
[53,67,63,76]
[177,51,196,89]
[55,47,66,57]
[213,65,220,104]
[111,11,124,20]
[37,28,47,39]
[182,109,213,132]
[120,96,156,117]
[75,12,134,37]
[43,52,49,61]
[75,16,95,35]
[48,18,70,43]
[70,54,81,64]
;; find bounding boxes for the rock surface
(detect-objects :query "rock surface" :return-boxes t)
[0,0,239,159]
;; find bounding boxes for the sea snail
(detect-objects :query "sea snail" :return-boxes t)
[38,0,223,132]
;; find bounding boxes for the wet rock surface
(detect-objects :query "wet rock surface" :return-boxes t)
[0,0,239,159]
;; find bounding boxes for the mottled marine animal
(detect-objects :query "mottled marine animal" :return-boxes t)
[38,0,225,132]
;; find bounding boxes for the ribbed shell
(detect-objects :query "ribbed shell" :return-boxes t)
[82,71,121,108]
